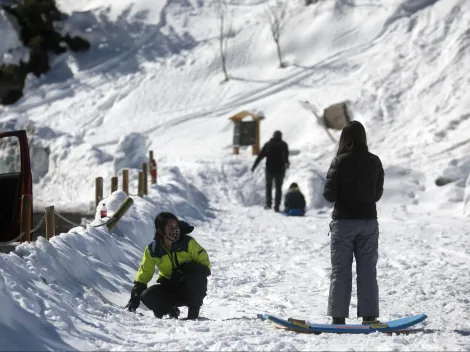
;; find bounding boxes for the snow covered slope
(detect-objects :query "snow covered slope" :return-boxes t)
[1,0,470,350]
[1,0,469,214]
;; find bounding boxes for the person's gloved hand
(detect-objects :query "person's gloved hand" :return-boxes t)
[251,165,255,173]
[125,281,146,312]
[125,295,140,312]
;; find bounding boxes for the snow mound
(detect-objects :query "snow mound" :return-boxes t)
[0,270,75,351]
[435,157,470,188]
[153,166,215,222]
[113,133,148,175]
[0,179,213,350]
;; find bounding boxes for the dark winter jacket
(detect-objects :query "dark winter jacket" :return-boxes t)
[284,187,306,212]
[252,137,289,173]
[323,149,384,219]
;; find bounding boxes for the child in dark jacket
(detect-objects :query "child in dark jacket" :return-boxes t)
[283,182,306,216]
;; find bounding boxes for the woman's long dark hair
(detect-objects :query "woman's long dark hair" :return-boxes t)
[155,212,178,236]
[336,120,368,156]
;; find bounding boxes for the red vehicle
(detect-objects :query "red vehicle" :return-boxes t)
[0,130,33,243]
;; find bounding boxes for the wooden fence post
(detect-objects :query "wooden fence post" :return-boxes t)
[149,150,157,185]
[95,177,103,208]
[20,194,32,243]
[107,196,134,231]
[142,163,148,195]
[253,119,261,155]
[138,171,144,197]
[111,176,118,193]
[122,169,129,195]
[45,206,55,240]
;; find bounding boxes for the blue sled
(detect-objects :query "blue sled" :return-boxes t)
[283,209,305,216]
[260,313,427,334]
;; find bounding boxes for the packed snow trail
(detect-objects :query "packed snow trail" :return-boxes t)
[89,204,470,351]
[2,166,470,350]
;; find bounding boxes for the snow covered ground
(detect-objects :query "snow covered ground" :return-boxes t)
[1,0,470,350]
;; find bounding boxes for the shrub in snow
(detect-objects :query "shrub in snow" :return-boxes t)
[113,133,148,175]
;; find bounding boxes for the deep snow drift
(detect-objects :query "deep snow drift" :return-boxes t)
[1,0,470,350]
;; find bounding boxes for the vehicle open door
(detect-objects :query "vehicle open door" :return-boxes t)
[0,130,33,243]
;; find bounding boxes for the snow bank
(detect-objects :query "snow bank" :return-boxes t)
[0,192,155,350]
[0,271,76,351]
[435,157,470,188]
[0,170,212,349]
[113,133,148,175]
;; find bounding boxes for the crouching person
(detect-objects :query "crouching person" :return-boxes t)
[125,212,211,320]
[283,182,306,216]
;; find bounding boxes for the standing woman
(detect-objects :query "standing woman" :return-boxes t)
[323,121,384,325]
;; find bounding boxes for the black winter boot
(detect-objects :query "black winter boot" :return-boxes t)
[362,316,379,324]
[186,306,200,320]
[168,307,180,319]
[332,317,346,325]
[153,311,164,319]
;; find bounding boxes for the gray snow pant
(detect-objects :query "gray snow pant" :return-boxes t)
[327,219,379,318]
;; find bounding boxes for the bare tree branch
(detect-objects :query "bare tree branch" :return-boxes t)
[265,0,289,68]
[214,0,231,82]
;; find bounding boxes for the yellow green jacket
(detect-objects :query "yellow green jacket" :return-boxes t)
[135,234,210,284]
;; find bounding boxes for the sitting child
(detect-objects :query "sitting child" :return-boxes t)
[283,182,306,216]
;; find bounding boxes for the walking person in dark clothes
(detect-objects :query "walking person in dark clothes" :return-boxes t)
[283,182,306,216]
[323,120,384,325]
[125,212,211,320]
[251,130,290,212]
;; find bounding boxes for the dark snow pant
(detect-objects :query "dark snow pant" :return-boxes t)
[140,274,207,318]
[266,171,284,209]
[327,219,379,318]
